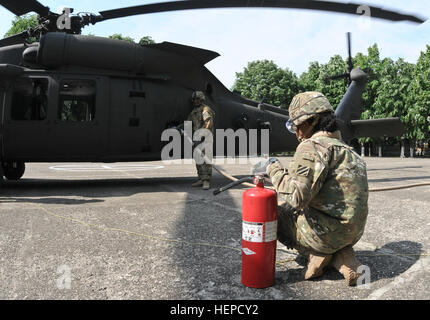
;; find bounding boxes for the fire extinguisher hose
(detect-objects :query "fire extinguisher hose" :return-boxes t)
[213,176,254,195]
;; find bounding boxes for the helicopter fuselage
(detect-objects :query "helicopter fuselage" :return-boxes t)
[0,33,294,166]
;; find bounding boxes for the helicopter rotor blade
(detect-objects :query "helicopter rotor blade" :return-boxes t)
[0,0,50,17]
[324,73,350,83]
[96,0,426,24]
[0,30,33,47]
[347,32,353,73]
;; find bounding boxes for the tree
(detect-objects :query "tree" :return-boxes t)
[355,44,382,118]
[407,45,430,149]
[232,60,302,108]
[371,57,415,156]
[109,34,156,45]
[318,55,349,108]
[139,36,155,45]
[4,14,39,43]
[108,33,135,43]
[354,44,383,155]
[300,55,351,109]
[299,61,322,92]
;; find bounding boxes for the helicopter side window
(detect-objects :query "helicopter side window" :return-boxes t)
[58,80,96,122]
[11,78,48,121]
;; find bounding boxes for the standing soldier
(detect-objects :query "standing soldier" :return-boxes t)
[256,92,369,286]
[187,91,215,190]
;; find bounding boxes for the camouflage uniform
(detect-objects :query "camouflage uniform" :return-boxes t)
[268,92,369,255]
[187,97,215,182]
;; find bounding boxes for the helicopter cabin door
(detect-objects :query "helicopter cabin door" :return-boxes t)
[3,76,108,161]
[48,76,109,160]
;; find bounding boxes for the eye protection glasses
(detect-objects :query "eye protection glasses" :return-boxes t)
[285,112,320,134]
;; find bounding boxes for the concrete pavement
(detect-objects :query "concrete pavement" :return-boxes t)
[0,157,429,300]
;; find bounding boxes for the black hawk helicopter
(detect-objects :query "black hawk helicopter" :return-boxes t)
[0,0,425,182]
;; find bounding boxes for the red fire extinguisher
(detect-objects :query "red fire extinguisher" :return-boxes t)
[213,173,278,288]
[241,175,278,288]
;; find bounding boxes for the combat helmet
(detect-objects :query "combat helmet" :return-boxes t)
[192,91,206,102]
[286,92,334,133]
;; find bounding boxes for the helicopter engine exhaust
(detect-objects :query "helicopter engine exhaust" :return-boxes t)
[30,33,146,72]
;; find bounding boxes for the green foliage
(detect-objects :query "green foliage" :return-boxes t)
[299,61,321,91]
[300,55,349,108]
[407,45,430,142]
[4,14,39,43]
[109,34,156,45]
[232,60,302,108]
[139,36,155,45]
[355,44,382,119]
[108,33,135,43]
[318,55,349,108]
[233,42,430,148]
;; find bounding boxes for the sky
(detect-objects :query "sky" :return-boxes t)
[0,0,428,89]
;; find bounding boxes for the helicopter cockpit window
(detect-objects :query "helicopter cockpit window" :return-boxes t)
[58,80,96,122]
[11,78,48,121]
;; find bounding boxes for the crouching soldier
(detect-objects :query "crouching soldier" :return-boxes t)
[259,92,369,286]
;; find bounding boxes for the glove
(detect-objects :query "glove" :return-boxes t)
[251,158,279,175]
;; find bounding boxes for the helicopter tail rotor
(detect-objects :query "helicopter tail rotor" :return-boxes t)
[324,32,354,83]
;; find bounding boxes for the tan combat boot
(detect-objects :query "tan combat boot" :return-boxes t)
[304,253,333,280]
[202,180,210,190]
[192,180,203,187]
[331,245,362,286]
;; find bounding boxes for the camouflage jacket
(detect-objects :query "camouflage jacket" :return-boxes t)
[267,131,369,251]
[187,104,215,132]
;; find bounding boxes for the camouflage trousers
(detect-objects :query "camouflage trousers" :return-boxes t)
[196,164,212,181]
[277,205,361,256]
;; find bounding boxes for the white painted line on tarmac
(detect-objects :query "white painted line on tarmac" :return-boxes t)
[49,164,164,172]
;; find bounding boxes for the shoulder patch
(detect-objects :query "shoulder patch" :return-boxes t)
[296,164,310,177]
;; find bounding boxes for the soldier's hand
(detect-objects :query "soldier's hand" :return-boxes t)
[251,158,279,175]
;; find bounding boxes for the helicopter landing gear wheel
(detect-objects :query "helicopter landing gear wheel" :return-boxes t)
[2,161,25,181]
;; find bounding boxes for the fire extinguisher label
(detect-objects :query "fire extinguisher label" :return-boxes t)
[265,220,278,242]
[242,220,277,243]
[242,221,263,243]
